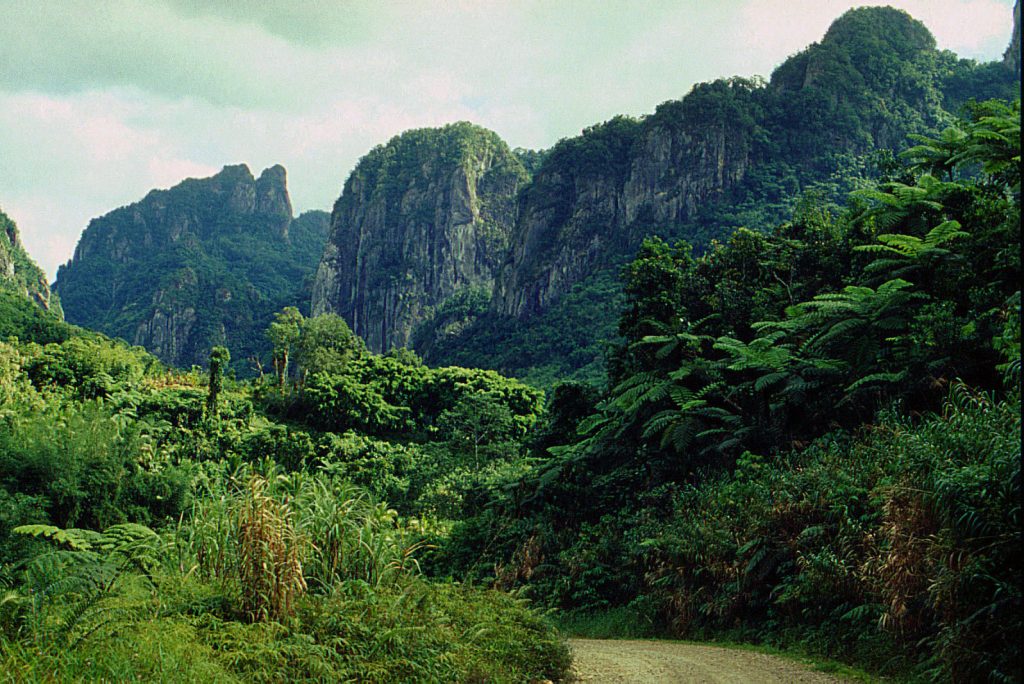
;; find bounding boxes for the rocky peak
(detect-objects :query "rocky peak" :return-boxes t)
[0,207,60,314]
[256,165,293,237]
[54,164,327,371]
[311,122,529,352]
[303,6,1018,375]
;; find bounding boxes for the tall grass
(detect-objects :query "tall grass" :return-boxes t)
[178,469,425,607]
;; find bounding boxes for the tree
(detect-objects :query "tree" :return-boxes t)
[384,346,423,367]
[206,345,230,418]
[438,393,517,468]
[295,314,363,381]
[267,307,303,388]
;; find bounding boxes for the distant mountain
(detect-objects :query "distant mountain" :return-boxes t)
[54,165,329,373]
[312,5,1020,385]
[311,122,529,352]
[0,207,61,315]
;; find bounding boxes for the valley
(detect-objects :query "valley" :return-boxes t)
[0,4,1019,682]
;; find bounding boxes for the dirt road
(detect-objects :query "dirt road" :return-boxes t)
[569,638,849,683]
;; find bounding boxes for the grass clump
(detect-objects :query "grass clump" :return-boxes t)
[0,469,570,683]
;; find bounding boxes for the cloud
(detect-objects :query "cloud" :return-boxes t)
[731,0,1014,72]
[0,90,221,274]
[0,0,1015,279]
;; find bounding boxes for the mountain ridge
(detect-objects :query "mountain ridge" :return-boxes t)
[54,164,329,372]
[0,207,61,315]
[329,4,1017,382]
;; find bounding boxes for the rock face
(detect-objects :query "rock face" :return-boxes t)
[1006,0,1021,78]
[0,207,60,315]
[315,6,1019,371]
[54,165,329,371]
[311,122,528,352]
[495,88,767,317]
[496,7,948,318]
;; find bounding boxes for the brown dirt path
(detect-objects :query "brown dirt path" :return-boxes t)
[569,638,850,683]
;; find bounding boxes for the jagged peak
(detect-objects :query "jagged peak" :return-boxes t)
[258,164,288,185]
[214,163,256,183]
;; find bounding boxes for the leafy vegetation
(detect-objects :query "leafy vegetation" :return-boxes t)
[0,302,568,681]
[434,101,1021,681]
[420,269,624,389]
[0,8,1018,681]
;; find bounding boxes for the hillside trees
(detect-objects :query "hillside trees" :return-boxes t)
[595,100,1019,475]
[268,306,302,387]
[437,100,1021,680]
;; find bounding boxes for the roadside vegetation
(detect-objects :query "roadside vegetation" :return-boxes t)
[0,90,1017,682]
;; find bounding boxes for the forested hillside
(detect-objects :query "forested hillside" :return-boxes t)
[434,100,1021,682]
[53,166,329,375]
[1,4,1019,682]
[400,7,1020,385]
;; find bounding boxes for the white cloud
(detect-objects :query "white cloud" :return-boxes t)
[0,0,1015,279]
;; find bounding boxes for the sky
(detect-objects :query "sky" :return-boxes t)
[0,0,1015,279]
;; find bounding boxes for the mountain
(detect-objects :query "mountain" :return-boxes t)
[0,206,75,344]
[496,5,1020,319]
[311,122,529,352]
[0,207,61,315]
[313,6,1019,384]
[54,165,329,372]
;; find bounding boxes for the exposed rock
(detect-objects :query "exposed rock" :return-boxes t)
[0,207,61,315]
[54,166,329,371]
[496,98,761,317]
[493,7,968,319]
[311,122,528,352]
[1006,0,1021,78]
[314,8,1019,368]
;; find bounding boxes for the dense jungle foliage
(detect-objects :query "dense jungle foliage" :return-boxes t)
[1,98,1017,682]
[433,101,1021,682]
[0,308,568,681]
[0,5,1019,678]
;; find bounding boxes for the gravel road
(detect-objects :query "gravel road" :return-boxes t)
[568,638,849,683]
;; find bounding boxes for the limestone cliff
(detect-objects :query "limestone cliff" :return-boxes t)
[313,6,1018,378]
[54,165,329,371]
[0,207,61,315]
[496,7,951,317]
[1006,0,1021,78]
[311,122,528,352]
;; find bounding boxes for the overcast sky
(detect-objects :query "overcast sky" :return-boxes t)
[0,0,1015,278]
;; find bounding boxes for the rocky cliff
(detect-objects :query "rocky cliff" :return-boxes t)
[1006,0,1021,78]
[496,6,957,317]
[312,6,1018,379]
[311,122,529,352]
[54,166,329,371]
[0,207,60,314]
